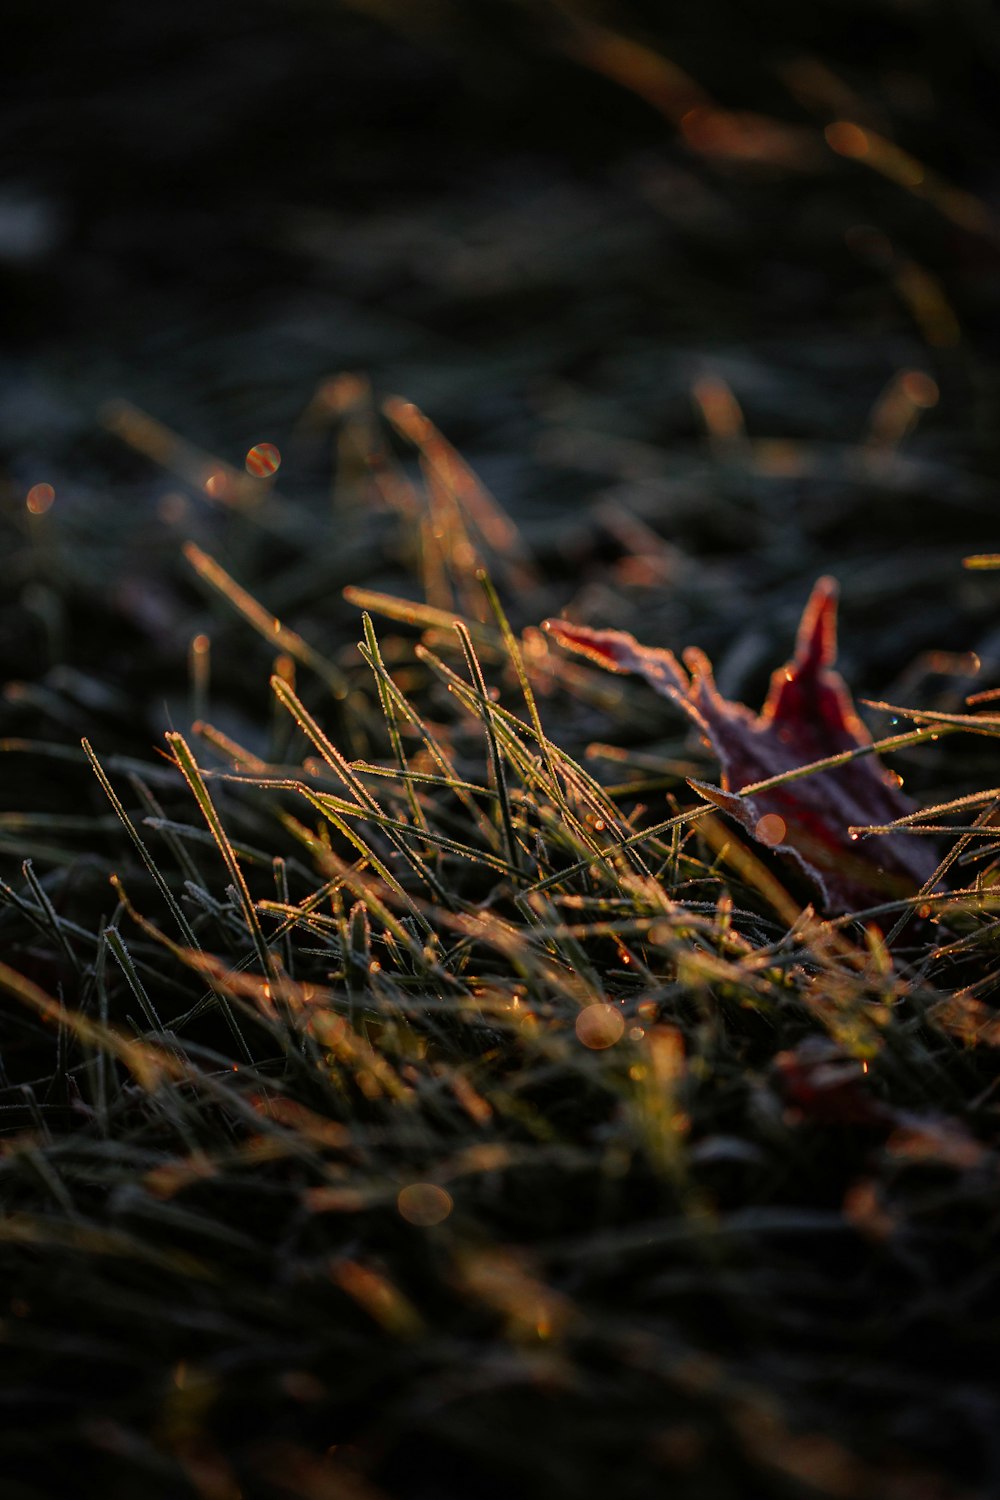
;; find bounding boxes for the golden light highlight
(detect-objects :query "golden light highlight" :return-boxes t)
[692,375,747,453]
[680,106,815,168]
[575,1003,625,1050]
[826,119,996,242]
[867,369,940,452]
[273,652,296,691]
[824,120,869,160]
[189,633,211,719]
[397,1182,453,1227]
[331,1260,424,1338]
[457,1248,574,1343]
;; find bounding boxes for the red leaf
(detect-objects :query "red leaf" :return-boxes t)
[771,1039,891,1127]
[544,578,938,911]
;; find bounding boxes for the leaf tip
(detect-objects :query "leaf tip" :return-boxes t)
[796,575,840,672]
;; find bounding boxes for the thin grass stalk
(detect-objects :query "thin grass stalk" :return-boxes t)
[454,622,521,878]
[184,542,348,698]
[271,675,451,907]
[164,733,277,1032]
[360,612,428,834]
[83,738,202,952]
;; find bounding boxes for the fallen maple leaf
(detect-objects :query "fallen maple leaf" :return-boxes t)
[544,578,938,911]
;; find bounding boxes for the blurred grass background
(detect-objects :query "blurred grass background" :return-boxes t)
[3,0,1000,718]
[0,1,997,752]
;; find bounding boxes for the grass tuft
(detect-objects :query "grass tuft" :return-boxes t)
[3,393,1000,1500]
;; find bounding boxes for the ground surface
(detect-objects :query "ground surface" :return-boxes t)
[2,4,1000,1497]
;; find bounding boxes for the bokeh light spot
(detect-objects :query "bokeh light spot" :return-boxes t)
[755,813,786,847]
[204,469,231,500]
[575,1003,625,1050]
[245,442,281,478]
[397,1182,452,1227]
[26,483,55,515]
[158,492,189,524]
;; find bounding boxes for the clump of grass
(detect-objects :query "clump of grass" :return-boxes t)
[1,392,1000,1500]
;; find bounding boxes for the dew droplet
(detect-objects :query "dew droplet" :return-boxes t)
[575,1004,625,1050]
[397,1182,452,1227]
[754,813,786,847]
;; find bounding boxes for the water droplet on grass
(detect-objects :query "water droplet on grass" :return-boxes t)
[576,1004,625,1050]
[755,813,786,846]
[397,1183,452,1227]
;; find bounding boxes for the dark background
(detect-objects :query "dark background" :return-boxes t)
[2,0,1000,742]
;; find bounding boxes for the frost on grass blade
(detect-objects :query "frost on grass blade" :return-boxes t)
[545,578,938,911]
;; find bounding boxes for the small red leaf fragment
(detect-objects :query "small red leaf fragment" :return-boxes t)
[772,1039,891,1127]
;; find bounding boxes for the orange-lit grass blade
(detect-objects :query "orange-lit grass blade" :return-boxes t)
[184,543,348,699]
[83,737,201,953]
[166,731,277,990]
[360,611,428,836]
[353,636,501,858]
[383,396,536,591]
[102,400,265,512]
[0,956,184,1094]
[455,621,521,878]
[270,675,448,913]
[560,14,818,169]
